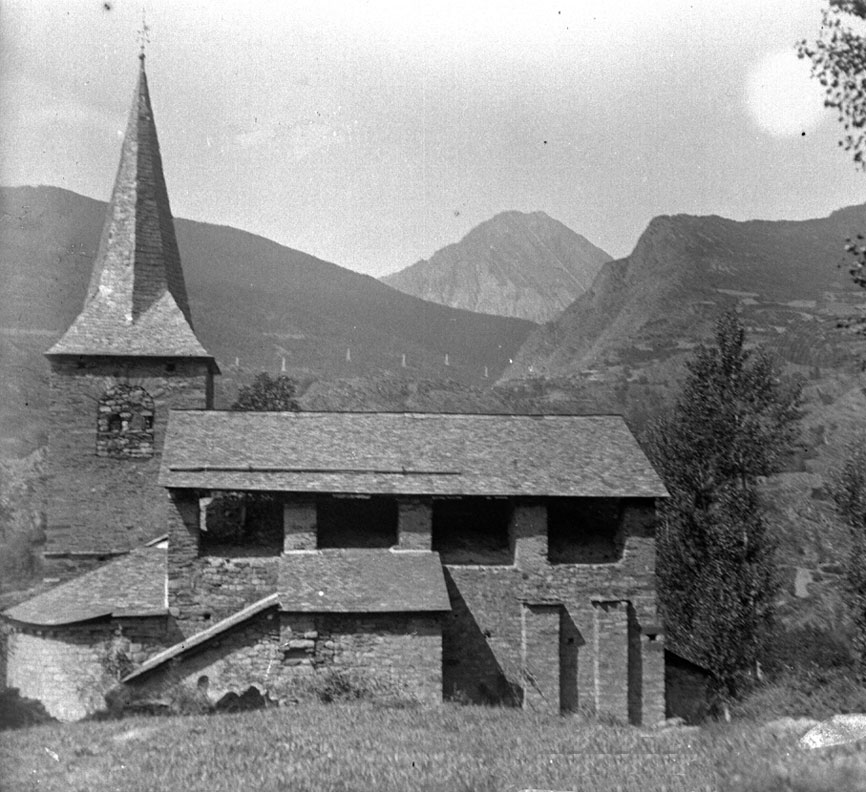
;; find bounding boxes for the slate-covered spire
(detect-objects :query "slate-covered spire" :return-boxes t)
[48,55,213,360]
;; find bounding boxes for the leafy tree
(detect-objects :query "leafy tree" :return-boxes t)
[829,440,866,680]
[231,373,300,412]
[799,3,866,305]
[803,6,866,666]
[798,1,866,170]
[644,310,802,698]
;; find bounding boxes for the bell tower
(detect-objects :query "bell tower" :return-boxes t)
[43,55,218,579]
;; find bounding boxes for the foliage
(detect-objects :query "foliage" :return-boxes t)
[829,438,866,679]
[798,1,866,170]
[0,452,46,588]
[799,3,866,324]
[230,373,300,412]
[734,624,863,720]
[732,666,866,722]
[99,628,134,682]
[644,310,802,698]
[310,668,389,703]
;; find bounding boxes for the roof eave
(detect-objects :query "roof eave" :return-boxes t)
[44,350,221,374]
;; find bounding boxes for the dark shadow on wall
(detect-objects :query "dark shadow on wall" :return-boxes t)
[441,567,522,706]
[665,649,710,724]
[560,608,584,713]
[627,603,642,725]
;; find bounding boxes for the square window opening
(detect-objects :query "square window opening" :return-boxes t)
[432,497,512,565]
[199,491,283,556]
[316,495,398,548]
[547,498,625,564]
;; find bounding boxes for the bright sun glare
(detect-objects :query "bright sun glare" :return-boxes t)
[745,49,827,138]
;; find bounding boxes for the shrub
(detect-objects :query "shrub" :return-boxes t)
[292,668,415,707]
[732,666,866,721]
[312,668,384,703]
[231,373,299,412]
[165,682,214,716]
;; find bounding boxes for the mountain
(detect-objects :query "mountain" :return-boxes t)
[381,211,611,323]
[496,206,866,629]
[0,186,535,455]
[501,206,866,382]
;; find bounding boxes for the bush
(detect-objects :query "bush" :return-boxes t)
[231,373,299,412]
[311,668,388,703]
[760,625,854,676]
[732,666,866,721]
[285,668,416,707]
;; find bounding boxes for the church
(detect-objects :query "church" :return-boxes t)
[2,56,668,723]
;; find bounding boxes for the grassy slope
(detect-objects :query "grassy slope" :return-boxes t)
[2,703,865,792]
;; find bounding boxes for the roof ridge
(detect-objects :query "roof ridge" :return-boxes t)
[169,409,628,418]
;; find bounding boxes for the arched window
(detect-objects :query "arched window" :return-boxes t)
[96,384,155,458]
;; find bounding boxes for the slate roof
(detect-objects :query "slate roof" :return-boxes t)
[48,56,213,361]
[279,549,451,612]
[160,411,668,497]
[2,546,167,627]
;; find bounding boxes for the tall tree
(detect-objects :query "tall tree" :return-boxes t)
[231,373,300,412]
[829,441,866,680]
[645,311,802,698]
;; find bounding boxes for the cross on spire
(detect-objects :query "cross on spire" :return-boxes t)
[138,8,150,61]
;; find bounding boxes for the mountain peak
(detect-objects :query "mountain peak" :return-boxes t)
[382,211,611,322]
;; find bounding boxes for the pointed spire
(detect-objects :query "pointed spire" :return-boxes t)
[49,58,213,361]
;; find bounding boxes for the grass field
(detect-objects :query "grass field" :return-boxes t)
[2,703,866,792]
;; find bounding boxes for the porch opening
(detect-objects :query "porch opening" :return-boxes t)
[432,497,512,565]
[199,492,283,556]
[547,498,625,564]
[316,495,398,548]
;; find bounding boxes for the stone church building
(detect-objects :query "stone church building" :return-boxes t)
[2,57,668,723]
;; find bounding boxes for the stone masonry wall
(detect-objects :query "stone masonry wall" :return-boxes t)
[45,357,212,579]
[441,497,664,725]
[129,611,283,706]
[522,604,561,714]
[283,499,316,551]
[282,613,442,704]
[593,600,629,721]
[167,490,278,636]
[129,611,442,706]
[5,617,167,721]
[397,498,432,550]
[160,490,661,721]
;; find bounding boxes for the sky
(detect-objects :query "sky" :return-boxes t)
[1,0,865,277]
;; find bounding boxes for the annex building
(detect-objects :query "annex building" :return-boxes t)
[2,57,669,724]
